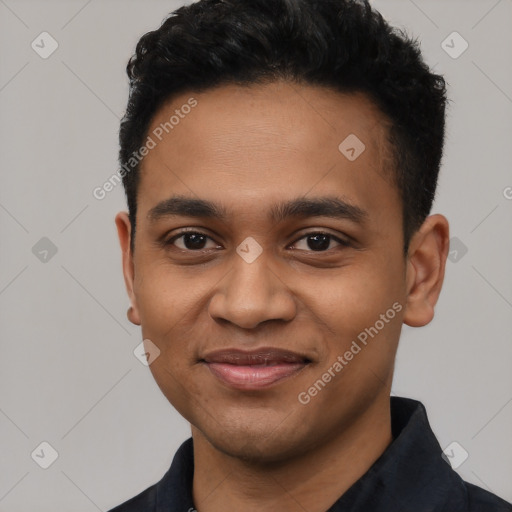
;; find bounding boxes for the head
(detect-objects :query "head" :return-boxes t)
[116,0,449,462]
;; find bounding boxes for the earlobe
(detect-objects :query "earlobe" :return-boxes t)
[403,214,450,328]
[115,212,141,326]
[127,305,140,326]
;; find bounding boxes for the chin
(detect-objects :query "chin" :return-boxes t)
[196,415,315,465]
[210,434,300,464]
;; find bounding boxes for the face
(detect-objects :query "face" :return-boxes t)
[116,81,442,463]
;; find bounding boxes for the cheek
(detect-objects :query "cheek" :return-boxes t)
[134,265,192,360]
[134,262,225,375]
[146,356,201,423]
[136,273,203,414]
[135,259,195,325]
[309,260,405,368]
[317,267,401,325]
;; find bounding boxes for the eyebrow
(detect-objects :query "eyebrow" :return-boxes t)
[147,195,367,224]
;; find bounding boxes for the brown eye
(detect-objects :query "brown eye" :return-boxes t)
[291,232,350,252]
[166,231,219,251]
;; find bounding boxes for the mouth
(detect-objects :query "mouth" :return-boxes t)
[201,348,312,391]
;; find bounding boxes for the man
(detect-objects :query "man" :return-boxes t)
[109,0,512,510]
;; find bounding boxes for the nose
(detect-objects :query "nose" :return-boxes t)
[208,253,297,330]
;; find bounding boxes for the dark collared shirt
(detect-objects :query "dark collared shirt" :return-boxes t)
[109,397,511,511]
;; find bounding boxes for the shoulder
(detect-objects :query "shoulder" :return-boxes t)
[107,483,157,512]
[106,437,194,512]
[464,481,512,512]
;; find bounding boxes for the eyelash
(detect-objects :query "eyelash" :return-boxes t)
[163,230,352,252]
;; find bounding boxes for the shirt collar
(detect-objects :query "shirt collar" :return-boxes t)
[327,396,468,511]
[154,396,469,511]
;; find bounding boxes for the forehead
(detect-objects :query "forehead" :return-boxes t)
[137,81,398,226]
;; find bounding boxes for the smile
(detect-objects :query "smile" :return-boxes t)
[201,348,311,390]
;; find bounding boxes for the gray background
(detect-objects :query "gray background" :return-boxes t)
[0,0,511,510]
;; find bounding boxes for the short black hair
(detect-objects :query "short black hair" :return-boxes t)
[119,0,447,253]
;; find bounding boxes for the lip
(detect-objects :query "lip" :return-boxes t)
[201,347,311,390]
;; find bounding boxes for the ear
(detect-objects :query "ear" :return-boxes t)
[115,211,141,326]
[403,214,450,327]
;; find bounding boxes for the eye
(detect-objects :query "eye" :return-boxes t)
[165,231,220,251]
[163,230,351,253]
[290,232,351,252]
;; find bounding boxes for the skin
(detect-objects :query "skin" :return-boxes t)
[115,80,450,512]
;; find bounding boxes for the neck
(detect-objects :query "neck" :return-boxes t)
[191,395,392,512]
